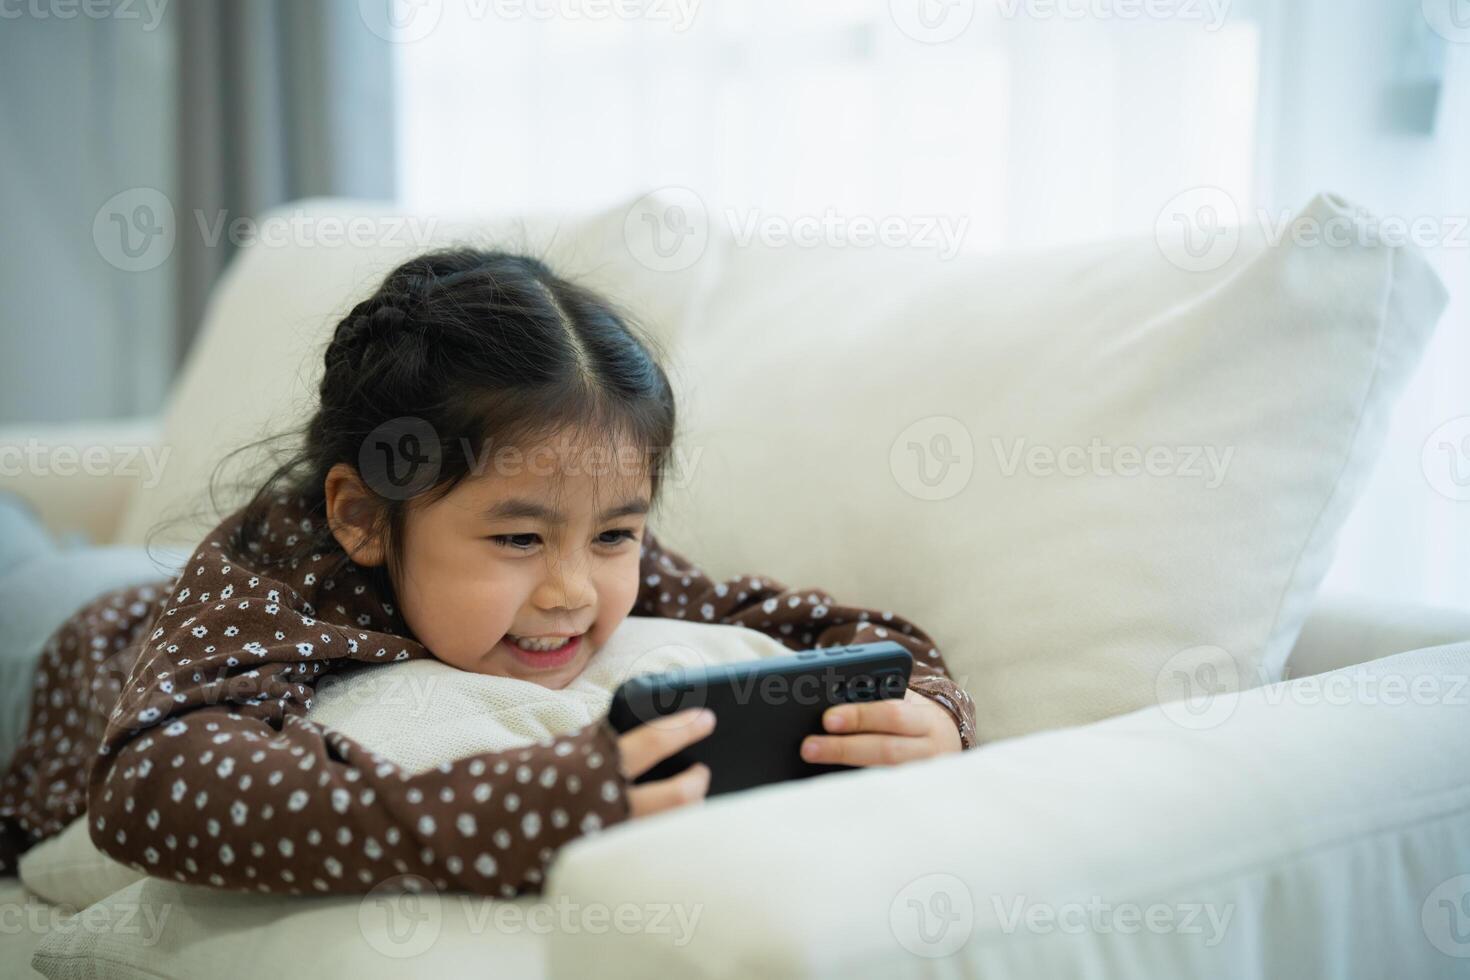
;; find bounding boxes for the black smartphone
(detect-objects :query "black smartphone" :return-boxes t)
[606,640,913,796]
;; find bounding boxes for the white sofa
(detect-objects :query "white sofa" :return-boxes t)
[3,193,1468,979]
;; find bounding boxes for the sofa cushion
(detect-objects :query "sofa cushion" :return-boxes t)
[650,191,1449,741]
[544,641,1470,980]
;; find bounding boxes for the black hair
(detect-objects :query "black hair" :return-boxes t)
[193,246,677,605]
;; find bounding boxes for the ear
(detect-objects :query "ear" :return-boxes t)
[324,462,388,567]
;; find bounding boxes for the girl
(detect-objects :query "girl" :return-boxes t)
[0,248,976,898]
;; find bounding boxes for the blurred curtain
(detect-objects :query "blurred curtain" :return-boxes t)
[174,0,395,370]
[0,1,395,423]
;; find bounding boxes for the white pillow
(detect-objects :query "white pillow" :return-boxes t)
[652,191,1449,742]
[16,816,151,919]
[16,618,783,912]
[306,617,789,773]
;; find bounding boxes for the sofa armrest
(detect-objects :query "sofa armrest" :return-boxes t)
[546,642,1470,980]
[0,416,163,546]
[1285,591,1470,680]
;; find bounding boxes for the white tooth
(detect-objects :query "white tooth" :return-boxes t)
[511,635,571,652]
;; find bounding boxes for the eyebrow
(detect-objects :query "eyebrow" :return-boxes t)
[481,497,651,524]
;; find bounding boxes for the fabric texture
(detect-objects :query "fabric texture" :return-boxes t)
[0,492,976,902]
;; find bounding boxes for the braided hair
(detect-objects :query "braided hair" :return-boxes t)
[213,246,677,601]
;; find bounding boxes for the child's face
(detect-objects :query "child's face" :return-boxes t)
[389,436,652,690]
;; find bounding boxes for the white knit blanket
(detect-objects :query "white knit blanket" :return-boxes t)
[305,617,790,774]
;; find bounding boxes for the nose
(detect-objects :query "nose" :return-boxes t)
[531,549,594,619]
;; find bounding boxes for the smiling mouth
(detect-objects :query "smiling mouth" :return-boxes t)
[506,632,585,651]
[501,633,585,669]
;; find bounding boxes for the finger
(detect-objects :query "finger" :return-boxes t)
[617,708,716,779]
[802,732,932,767]
[627,763,711,817]
[823,698,929,737]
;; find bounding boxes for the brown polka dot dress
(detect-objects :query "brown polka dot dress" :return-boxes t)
[0,494,976,896]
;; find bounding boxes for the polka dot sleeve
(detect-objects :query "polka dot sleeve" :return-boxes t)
[633,530,979,750]
[1,580,172,874]
[78,526,631,897]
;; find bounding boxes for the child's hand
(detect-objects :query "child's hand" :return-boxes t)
[617,707,716,818]
[801,690,962,767]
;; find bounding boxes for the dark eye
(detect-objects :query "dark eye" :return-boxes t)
[490,533,540,550]
[598,529,637,547]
